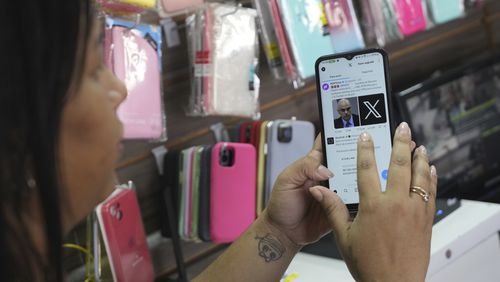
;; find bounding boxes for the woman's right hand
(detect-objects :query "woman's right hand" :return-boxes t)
[309,122,437,282]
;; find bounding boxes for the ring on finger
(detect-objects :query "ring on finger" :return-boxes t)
[410,185,430,202]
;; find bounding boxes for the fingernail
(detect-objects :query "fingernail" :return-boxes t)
[309,187,324,202]
[397,122,410,136]
[419,145,427,156]
[430,165,437,177]
[359,132,371,142]
[317,165,334,178]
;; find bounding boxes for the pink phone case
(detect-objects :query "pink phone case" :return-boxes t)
[393,0,427,36]
[210,142,256,243]
[96,188,154,282]
[161,0,203,13]
[112,26,163,139]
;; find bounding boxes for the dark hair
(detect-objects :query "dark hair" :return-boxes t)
[0,1,92,281]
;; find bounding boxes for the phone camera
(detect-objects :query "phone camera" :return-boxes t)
[116,210,123,221]
[277,123,293,143]
[321,67,326,72]
[219,146,235,167]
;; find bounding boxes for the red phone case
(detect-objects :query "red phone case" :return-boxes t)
[210,142,256,243]
[96,188,154,282]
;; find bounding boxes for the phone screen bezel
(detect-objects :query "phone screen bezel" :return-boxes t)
[315,48,395,213]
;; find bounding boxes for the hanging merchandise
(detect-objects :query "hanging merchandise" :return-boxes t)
[97,0,155,14]
[157,0,204,18]
[427,0,464,24]
[275,0,335,80]
[104,17,167,140]
[268,0,303,88]
[95,187,154,282]
[322,0,365,53]
[186,4,261,118]
[252,0,286,80]
[359,0,402,46]
[391,0,427,36]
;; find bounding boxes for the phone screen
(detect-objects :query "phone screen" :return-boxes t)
[316,50,392,206]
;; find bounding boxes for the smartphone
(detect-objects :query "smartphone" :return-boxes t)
[96,188,154,282]
[265,120,315,205]
[210,142,256,243]
[315,49,394,213]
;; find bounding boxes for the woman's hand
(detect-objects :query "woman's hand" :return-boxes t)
[262,135,335,247]
[309,122,437,281]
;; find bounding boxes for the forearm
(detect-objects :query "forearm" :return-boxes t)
[193,212,301,282]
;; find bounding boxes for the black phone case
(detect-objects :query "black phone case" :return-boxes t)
[198,145,212,241]
[160,150,180,238]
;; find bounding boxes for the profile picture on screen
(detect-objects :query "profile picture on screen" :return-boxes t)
[333,98,360,129]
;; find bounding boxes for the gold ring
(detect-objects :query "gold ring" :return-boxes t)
[410,185,430,202]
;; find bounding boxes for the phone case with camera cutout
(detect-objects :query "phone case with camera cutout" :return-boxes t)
[96,188,154,282]
[210,142,256,243]
[265,120,315,205]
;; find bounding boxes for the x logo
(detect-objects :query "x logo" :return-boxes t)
[363,100,382,119]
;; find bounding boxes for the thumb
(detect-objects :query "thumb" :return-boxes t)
[309,186,350,238]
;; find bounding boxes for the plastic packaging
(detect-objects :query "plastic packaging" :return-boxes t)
[104,17,167,141]
[392,0,427,36]
[97,0,155,15]
[322,0,365,53]
[157,0,204,18]
[186,4,261,118]
[276,0,335,80]
[427,0,464,24]
[359,0,402,46]
[252,0,286,80]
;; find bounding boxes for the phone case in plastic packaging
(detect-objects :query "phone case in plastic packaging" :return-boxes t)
[104,17,167,141]
[276,0,335,80]
[391,0,427,36]
[252,0,286,80]
[268,0,304,88]
[359,0,402,46]
[187,4,261,118]
[209,4,261,118]
[427,0,464,24]
[322,0,365,53]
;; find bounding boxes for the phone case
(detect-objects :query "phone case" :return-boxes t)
[178,148,192,240]
[256,121,270,214]
[210,142,257,243]
[250,121,263,148]
[161,0,203,13]
[239,122,253,143]
[96,188,154,282]
[392,0,427,36]
[277,0,335,79]
[185,147,196,239]
[322,0,365,53]
[190,146,203,241]
[198,145,212,241]
[265,120,315,205]
[111,26,163,139]
[160,150,180,238]
[428,0,464,24]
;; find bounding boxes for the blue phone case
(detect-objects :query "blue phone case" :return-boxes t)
[428,0,464,24]
[323,0,365,53]
[278,0,335,79]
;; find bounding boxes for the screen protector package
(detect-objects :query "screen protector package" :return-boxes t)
[391,0,427,36]
[105,17,167,141]
[186,4,261,119]
[277,0,335,80]
[252,0,286,80]
[322,0,365,53]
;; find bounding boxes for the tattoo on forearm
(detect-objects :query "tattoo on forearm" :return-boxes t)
[255,234,285,262]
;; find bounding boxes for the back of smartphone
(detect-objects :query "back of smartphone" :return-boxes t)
[428,0,464,24]
[96,188,154,282]
[392,0,427,36]
[210,142,256,243]
[265,120,315,204]
[112,26,163,139]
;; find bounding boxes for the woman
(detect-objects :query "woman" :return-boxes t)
[0,1,437,281]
